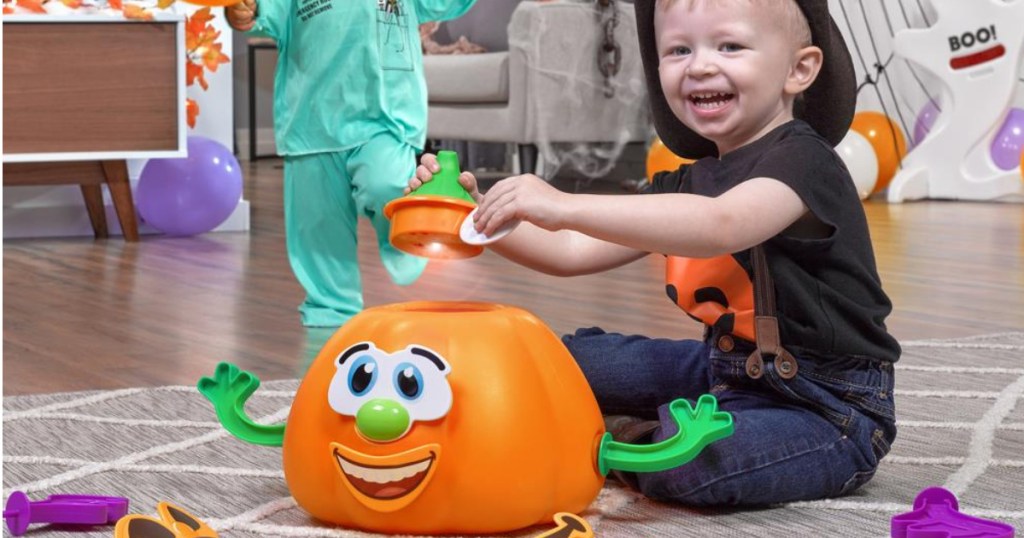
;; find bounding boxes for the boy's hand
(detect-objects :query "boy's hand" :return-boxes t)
[475,174,568,236]
[406,153,482,202]
[226,0,257,32]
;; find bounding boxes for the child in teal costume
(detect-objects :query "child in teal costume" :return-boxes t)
[227,0,476,327]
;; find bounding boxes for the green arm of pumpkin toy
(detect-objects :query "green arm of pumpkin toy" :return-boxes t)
[197,362,286,446]
[597,394,734,476]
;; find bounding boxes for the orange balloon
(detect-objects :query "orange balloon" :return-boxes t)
[284,301,605,535]
[646,137,695,182]
[850,111,907,194]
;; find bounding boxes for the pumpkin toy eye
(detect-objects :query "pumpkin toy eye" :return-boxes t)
[394,363,424,400]
[348,356,378,397]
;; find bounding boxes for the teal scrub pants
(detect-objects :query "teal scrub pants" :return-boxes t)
[283,132,427,327]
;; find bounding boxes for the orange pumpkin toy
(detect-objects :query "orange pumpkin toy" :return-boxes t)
[289,301,603,533]
[199,302,733,535]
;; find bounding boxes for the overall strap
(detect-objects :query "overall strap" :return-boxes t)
[745,244,799,380]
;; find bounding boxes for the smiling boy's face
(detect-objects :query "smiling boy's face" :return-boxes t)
[654,0,821,156]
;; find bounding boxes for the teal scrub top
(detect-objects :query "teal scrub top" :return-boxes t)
[253,0,475,155]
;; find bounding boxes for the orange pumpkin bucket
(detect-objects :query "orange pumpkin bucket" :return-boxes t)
[383,151,483,259]
[283,301,606,534]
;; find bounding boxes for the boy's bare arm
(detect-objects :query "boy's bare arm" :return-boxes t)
[407,155,807,273]
[558,177,808,257]
[226,0,257,32]
[487,224,649,277]
[476,174,806,259]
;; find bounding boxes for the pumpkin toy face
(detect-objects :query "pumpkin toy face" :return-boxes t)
[282,301,606,535]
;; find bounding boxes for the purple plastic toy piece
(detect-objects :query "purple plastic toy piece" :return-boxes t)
[3,491,130,536]
[892,487,1015,538]
[45,494,129,522]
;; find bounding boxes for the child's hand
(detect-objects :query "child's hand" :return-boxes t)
[406,153,482,202]
[475,174,567,236]
[226,0,257,32]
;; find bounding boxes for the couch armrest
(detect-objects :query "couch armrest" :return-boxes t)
[507,1,649,144]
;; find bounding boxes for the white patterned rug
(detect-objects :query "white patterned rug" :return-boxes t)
[4,333,1023,537]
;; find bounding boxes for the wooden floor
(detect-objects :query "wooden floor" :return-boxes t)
[4,159,1023,396]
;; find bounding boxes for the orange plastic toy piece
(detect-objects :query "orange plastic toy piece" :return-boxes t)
[383,151,483,259]
[282,301,606,535]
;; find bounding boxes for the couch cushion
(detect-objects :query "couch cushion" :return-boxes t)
[424,52,509,104]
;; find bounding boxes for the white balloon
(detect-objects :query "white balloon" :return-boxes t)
[836,130,879,200]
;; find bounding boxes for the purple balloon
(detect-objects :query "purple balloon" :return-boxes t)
[913,99,941,147]
[990,108,1024,171]
[137,136,243,236]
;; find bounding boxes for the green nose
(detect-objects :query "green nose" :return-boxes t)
[355,399,411,442]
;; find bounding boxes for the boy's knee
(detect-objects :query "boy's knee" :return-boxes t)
[561,327,609,361]
[561,326,608,346]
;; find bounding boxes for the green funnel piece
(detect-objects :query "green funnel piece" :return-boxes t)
[411,150,475,203]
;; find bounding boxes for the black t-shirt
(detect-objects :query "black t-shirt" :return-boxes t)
[649,120,901,362]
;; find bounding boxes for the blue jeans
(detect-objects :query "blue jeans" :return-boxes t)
[562,327,896,506]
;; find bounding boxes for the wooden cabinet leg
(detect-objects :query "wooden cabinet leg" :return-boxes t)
[101,160,140,242]
[79,184,109,239]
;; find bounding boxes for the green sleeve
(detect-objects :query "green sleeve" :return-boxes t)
[249,0,289,41]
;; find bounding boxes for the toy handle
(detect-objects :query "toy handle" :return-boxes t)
[197,362,286,446]
[597,394,734,475]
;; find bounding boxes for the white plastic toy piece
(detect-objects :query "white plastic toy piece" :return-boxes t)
[888,0,1024,202]
[459,207,519,245]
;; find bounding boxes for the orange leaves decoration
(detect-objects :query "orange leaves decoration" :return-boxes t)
[186,98,200,128]
[185,7,230,91]
[183,7,230,127]
[122,3,152,19]
[14,0,46,13]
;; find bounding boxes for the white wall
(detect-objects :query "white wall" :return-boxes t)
[3,7,248,239]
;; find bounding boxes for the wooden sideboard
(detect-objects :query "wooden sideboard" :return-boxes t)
[2,15,187,241]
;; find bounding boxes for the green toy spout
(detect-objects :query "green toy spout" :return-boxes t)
[197,362,286,447]
[597,394,734,476]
